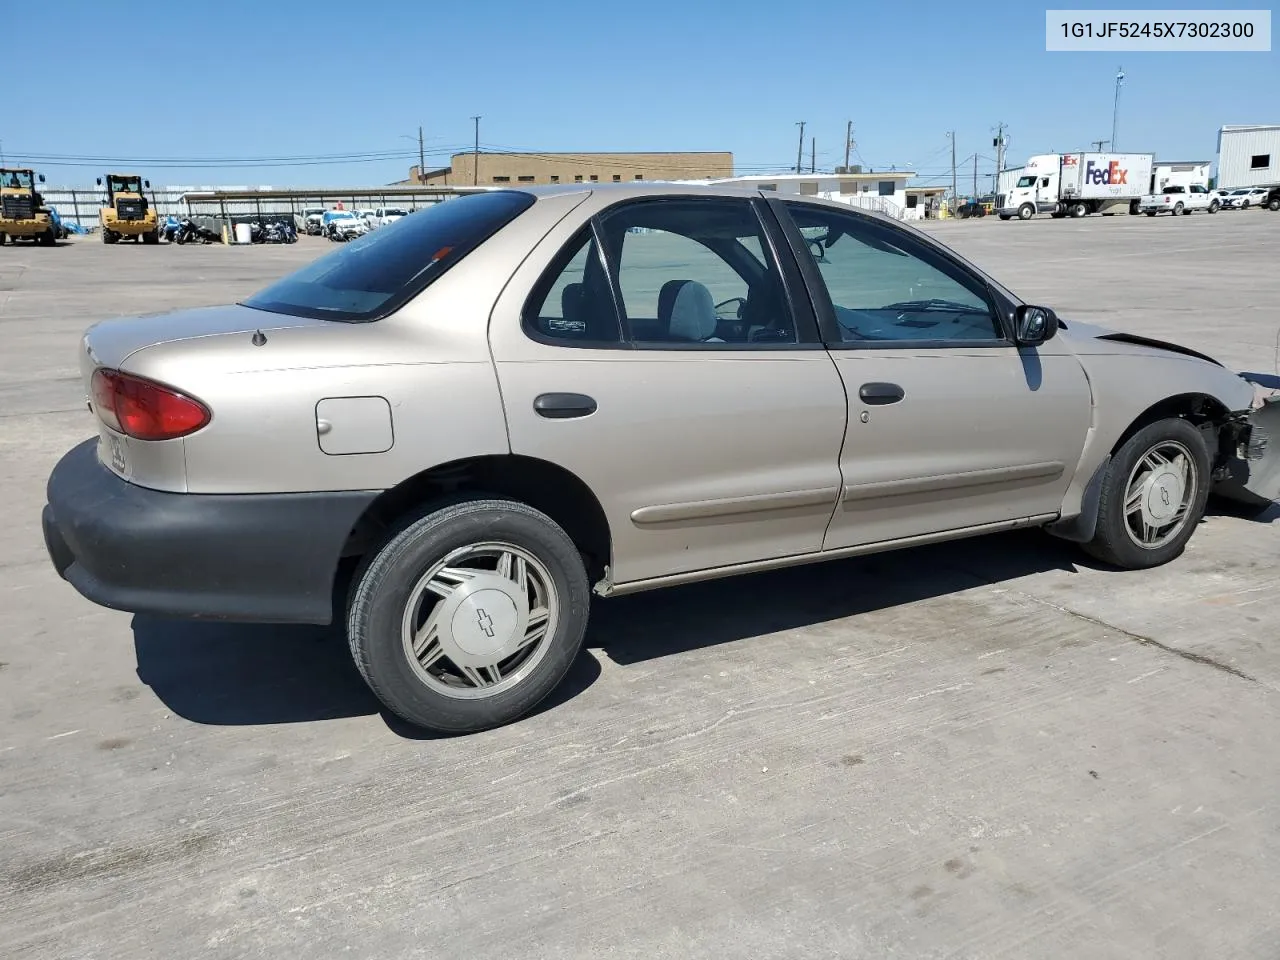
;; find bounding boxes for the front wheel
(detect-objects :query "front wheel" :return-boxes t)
[1268,197,1280,211]
[998,214,1012,221]
[1082,418,1210,569]
[347,499,591,734]
[1017,204,1034,221]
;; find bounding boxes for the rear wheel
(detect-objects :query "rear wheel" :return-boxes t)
[102,229,118,244]
[998,214,1011,221]
[1173,202,1184,216]
[1082,418,1210,569]
[1145,211,1158,217]
[1240,200,1250,210]
[1070,202,1087,218]
[347,498,591,734]
[0,232,6,245]
[39,228,56,246]
[1208,200,1220,213]
[142,230,159,244]
[1268,197,1280,211]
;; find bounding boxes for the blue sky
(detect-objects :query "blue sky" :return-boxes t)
[10,0,1277,188]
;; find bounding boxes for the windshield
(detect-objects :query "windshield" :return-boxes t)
[243,191,535,323]
[385,209,408,217]
[1015,175,1036,188]
[2,170,34,189]
[1231,189,1249,195]
[108,175,143,194]
[326,211,356,220]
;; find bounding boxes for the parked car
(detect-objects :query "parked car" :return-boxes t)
[1138,183,1218,216]
[41,184,1280,734]
[301,208,326,235]
[369,206,410,229]
[321,209,368,241]
[1221,187,1269,209]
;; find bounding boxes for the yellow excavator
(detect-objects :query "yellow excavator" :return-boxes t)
[0,168,57,245]
[97,173,159,244]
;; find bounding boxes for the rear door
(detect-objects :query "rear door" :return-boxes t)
[770,199,1092,551]
[488,194,848,587]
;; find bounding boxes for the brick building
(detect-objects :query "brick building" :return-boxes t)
[402,151,734,187]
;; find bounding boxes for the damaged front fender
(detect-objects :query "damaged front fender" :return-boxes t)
[1213,385,1280,508]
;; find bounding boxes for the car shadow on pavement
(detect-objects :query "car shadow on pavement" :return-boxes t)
[131,616,601,738]
[587,528,1080,665]
[130,515,1263,735]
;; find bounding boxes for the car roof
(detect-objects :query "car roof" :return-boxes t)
[512,181,908,229]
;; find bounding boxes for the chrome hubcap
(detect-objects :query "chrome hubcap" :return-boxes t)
[1123,440,1196,549]
[401,542,558,699]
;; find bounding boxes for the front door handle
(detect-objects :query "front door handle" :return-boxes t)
[534,392,597,419]
[858,382,905,405]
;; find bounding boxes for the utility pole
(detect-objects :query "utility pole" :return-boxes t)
[972,153,978,196]
[992,122,1006,189]
[795,122,806,174]
[1111,67,1124,150]
[810,137,815,174]
[417,125,425,183]
[844,120,853,171]
[948,131,957,202]
[471,115,481,185]
[1091,139,1111,151]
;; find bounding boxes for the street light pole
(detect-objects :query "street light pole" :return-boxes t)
[471,116,481,185]
[1111,67,1124,151]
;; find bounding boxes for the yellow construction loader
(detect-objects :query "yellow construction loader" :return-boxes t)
[0,168,57,246]
[97,173,159,244]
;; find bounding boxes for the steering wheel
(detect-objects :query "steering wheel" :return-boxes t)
[714,296,747,320]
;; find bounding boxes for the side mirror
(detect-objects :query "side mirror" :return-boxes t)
[144,180,150,188]
[96,177,103,186]
[1013,304,1058,346]
[38,174,46,183]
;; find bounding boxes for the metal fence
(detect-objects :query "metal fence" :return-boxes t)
[39,184,476,230]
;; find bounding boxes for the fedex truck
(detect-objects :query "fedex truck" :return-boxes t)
[998,152,1154,220]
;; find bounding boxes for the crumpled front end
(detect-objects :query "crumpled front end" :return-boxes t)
[1214,387,1280,508]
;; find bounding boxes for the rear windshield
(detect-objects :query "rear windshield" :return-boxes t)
[242,191,535,323]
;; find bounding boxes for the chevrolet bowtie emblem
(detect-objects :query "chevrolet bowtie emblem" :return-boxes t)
[476,609,495,638]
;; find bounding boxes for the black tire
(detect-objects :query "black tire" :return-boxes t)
[348,498,591,734]
[1240,200,1250,210]
[142,230,159,244]
[1070,203,1086,218]
[1082,417,1211,569]
[1268,197,1280,212]
[0,232,7,245]
[103,229,118,244]
[998,214,1011,221]
[1173,202,1184,216]
[39,228,56,246]
[1145,211,1158,217]
[1208,200,1219,214]
[1017,204,1034,221]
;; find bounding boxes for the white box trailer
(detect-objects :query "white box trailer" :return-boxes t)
[1150,161,1211,193]
[999,152,1154,219]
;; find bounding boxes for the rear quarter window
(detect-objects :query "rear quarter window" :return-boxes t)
[242,191,535,323]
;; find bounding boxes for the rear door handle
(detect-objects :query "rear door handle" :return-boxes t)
[534,392,598,419]
[858,382,905,405]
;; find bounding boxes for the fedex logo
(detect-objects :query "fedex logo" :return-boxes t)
[1086,160,1128,185]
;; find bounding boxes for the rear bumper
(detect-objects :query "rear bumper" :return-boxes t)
[43,439,378,624]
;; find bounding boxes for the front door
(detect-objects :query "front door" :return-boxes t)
[772,199,1092,551]
[488,195,848,587]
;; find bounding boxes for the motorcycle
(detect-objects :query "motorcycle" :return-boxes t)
[173,217,220,245]
[255,219,297,244]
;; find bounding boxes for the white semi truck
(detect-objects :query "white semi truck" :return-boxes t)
[998,152,1154,220]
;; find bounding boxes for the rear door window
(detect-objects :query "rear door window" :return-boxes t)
[243,192,534,322]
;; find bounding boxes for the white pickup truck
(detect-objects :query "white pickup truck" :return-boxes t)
[1138,183,1219,216]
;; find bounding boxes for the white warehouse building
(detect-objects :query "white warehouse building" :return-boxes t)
[1216,125,1280,188]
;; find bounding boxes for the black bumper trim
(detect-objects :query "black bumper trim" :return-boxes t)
[43,439,379,624]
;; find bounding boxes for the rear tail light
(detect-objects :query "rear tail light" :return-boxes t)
[90,368,211,441]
